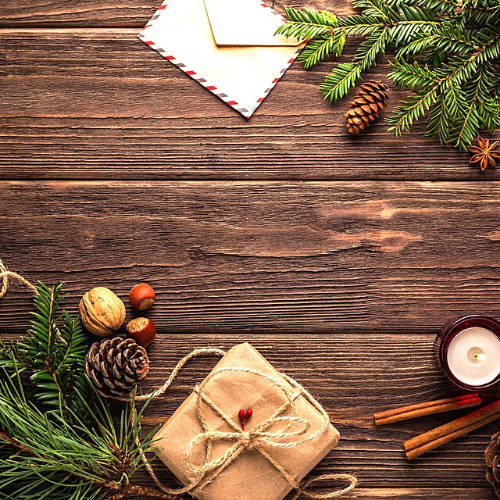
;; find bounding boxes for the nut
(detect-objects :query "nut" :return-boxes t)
[126,317,157,347]
[79,287,126,337]
[128,283,156,311]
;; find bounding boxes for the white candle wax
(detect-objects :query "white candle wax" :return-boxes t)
[447,326,500,387]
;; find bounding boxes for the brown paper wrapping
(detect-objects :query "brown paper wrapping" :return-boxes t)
[154,343,340,500]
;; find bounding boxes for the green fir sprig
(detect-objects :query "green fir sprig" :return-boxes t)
[16,282,89,417]
[0,365,159,500]
[276,0,499,150]
[0,285,169,500]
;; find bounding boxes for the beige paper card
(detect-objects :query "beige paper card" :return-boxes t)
[203,0,300,46]
[139,0,304,117]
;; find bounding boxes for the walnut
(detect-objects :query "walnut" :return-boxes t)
[79,287,126,336]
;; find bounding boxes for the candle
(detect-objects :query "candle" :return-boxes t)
[436,316,500,392]
[447,326,500,386]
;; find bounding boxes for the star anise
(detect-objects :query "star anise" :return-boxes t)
[468,136,499,171]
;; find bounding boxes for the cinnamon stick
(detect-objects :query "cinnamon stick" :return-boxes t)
[404,399,500,460]
[374,394,482,425]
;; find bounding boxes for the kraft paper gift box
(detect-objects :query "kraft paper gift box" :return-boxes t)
[153,343,340,500]
[139,0,304,118]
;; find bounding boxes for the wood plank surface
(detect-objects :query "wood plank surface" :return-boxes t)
[128,489,496,499]
[2,327,499,494]
[1,30,496,181]
[298,489,495,499]
[0,0,353,27]
[3,331,496,496]
[0,180,498,334]
[1,0,499,496]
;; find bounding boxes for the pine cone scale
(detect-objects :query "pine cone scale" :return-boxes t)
[85,337,150,398]
[89,369,105,389]
[486,431,500,498]
[345,80,388,135]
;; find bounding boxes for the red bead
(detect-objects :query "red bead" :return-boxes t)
[245,409,253,419]
[238,409,246,421]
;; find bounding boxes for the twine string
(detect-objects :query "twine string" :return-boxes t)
[125,351,357,499]
[292,474,358,499]
[0,259,37,298]
[0,260,357,499]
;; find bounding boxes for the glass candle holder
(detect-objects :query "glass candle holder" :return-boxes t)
[435,315,500,393]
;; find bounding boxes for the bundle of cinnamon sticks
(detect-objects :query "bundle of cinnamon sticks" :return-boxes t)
[374,395,500,460]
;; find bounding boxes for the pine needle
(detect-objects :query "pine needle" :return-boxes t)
[0,285,162,499]
[277,0,500,150]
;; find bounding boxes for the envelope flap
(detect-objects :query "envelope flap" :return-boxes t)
[203,0,300,46]
[140,0,304,118]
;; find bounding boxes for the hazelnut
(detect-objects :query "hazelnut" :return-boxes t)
[79,287,126,337]
[129,283,156,311]
[126,317,157,347]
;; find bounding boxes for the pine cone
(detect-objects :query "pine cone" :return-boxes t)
[486,431,500,498]
[85,337,150,398]
[344,81,389,135]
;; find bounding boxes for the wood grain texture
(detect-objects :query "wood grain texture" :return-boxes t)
[0,331,497,495]
[30,332,500,495]
[1,30,496,181]
[0,180,498,334]
[1,0,499,495]
[0,0,353,27]
[126,490,496,500]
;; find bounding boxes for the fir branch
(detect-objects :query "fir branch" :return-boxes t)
[276,7,338,40]
[452,63,496,149]
[0,431,31,454]
[413,0,456,14]
[352,0,396,21]
[284,7,338,26]
[0,285,177,499]
[0,364,162,500]
[389,59,438,88]
[354,28,389,69]
[17,282,89,417]
[388,37,499,143]
[387,86,438,135]
[321,63,363,101]
[320,28,389,100]
[299,34,346,68]
[396,29,479,58]
[278,0,499,151]
[426,82,467,144]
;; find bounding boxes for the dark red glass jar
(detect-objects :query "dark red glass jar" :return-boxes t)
[435,315,500,393]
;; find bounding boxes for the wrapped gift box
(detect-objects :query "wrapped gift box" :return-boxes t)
[154,342,340,500]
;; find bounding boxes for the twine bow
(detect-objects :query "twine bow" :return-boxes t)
[129,355,358,499]
[0,259,357,499]
[184,367,317,495]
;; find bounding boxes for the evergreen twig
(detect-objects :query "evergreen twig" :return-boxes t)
[17,282,89,418]
[277,0,499,150]
[0,284,170,499]
[0,362,161,499]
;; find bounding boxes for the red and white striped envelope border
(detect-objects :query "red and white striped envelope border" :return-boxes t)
[139,0,303,118]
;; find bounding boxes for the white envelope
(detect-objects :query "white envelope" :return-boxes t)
[139,0,304,118]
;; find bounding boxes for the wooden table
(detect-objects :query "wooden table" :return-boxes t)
[0,0,499,498]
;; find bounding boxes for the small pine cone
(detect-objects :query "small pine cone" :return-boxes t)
[85,337,150,398]
[486,431,500,498]
[344,80,389,135]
